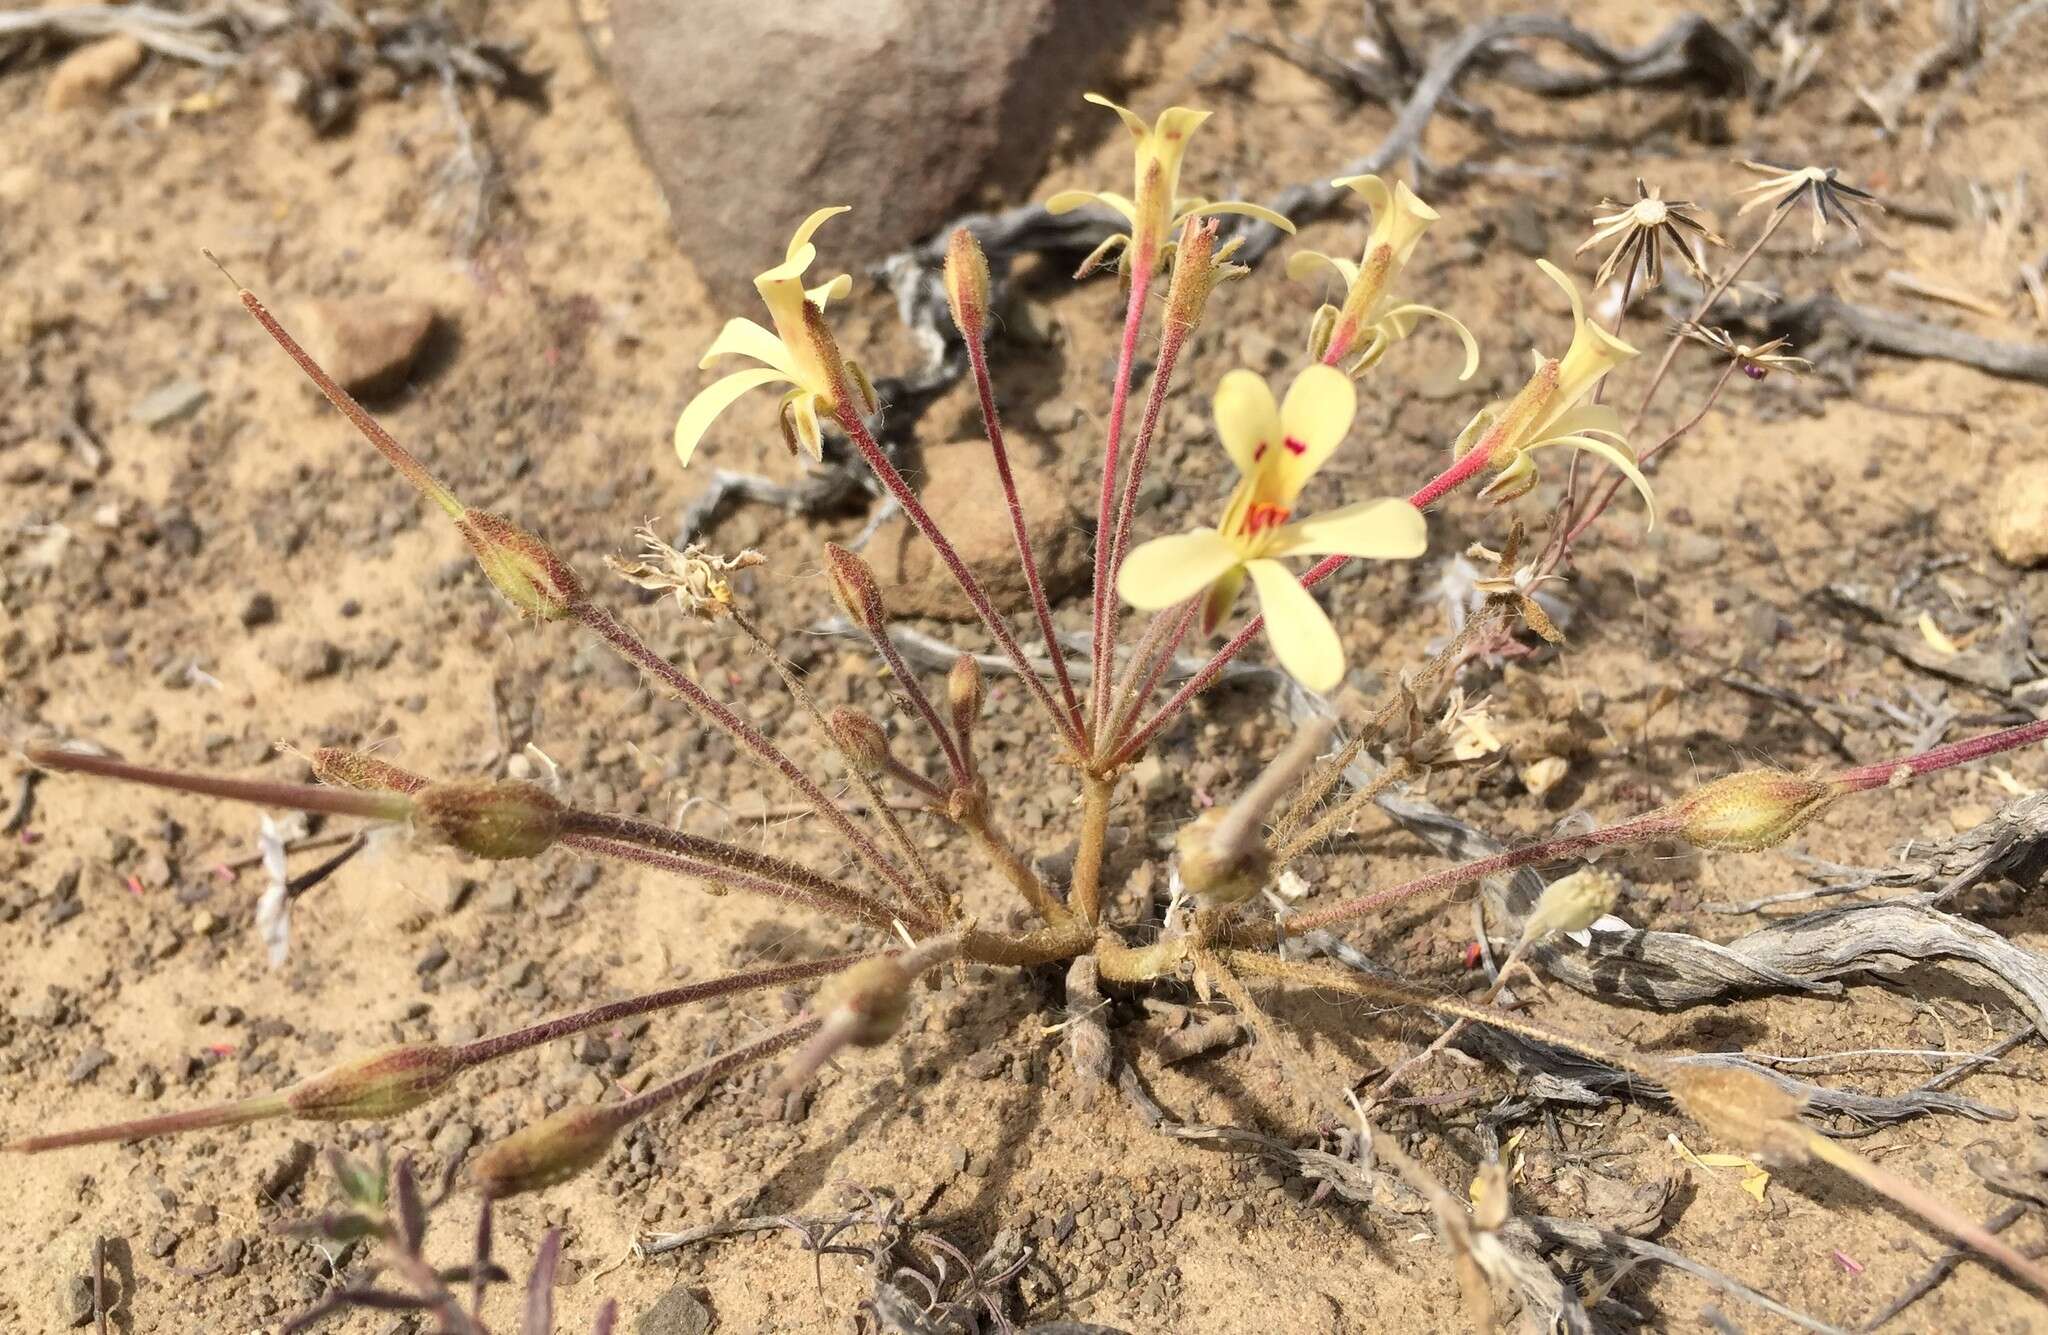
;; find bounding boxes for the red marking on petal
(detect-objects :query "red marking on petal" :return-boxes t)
[1252,442,1268,462]
[1283,436,1308,456]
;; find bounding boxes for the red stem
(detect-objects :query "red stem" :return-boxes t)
[1830,717,2048,793]
[25,746,411,823]
[1087,264,1156,743]
[962,336,1083,736]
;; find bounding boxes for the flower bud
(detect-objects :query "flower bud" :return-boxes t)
[1175,808,1271,908]
[822,542,886,634]
[1663,1064,1809,1163]
[456,509,584,621]
[810,956,913,1046]
[470,1103,626,1198]
[826,708,890,776]
[285,1044,459,1121]
[412,779,564,860]
[947,653,984,737]
[1671,771,1838,852]
[944,228,991,345]
[309,747,428,795]
[1518,867,1618,944]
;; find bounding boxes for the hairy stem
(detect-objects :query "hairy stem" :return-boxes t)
[26,746,411,824]
[1070,772,1116,926]
[569,836,919,933]
[959,808,1071,927]
[1829,717,2048,793]
[1087,264,1157,746]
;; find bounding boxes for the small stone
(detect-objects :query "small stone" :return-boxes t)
[635,1284,712,1335]
[257,1139,316,1203]
[1093,1216,1122,1242]
[434,1120,476,1163]
[66,1047,112,1085]
[297,296,438,398]
[269,638,340,682]
[130,379,208,428]
[58,1273,94,1328]
[416,943,450,974]
[238,592,278,629]
[575,1035,612,1066]
[45,35,145,111]
[1989,462,2048,567]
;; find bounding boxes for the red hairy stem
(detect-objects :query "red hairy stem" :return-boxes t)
[26,746,411,823]
[961,334,1084,736]
[568,835,926,934]
[828,404,1087,755]
[1086,263,1157,744]
[1829,718,2048,794]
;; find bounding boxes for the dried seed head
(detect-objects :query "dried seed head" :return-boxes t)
[1663,1064,1810,1163]
[1175,807,1271,908]
[412,779,565,860]
[606,527,765,620]
[822,542,887,635]
[947,653,985,736]
[826,708,891,776]
[285,1044,459,1121]
[944,228,992,344]
[810,956,914,1046]
[456,509,584,621]
[470,1103,626,1199]
[1672,771,1838,852]
[1519,867,1619,943]
[308,747,428,795]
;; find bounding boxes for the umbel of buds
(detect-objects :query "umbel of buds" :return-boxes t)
[412,779,565,860]
[944,227,992,345]
[457,509,585,621]
[471,1102,630,1199]
[286,1044,460,1120]
[1669,771,1839,852]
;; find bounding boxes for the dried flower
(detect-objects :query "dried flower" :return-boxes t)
[1452,261,1654,524]
[1046,93,1293,281]
[606,526,765,620]
[1288,174,1477,379]
[1735,160,1881,248]
[1575,179,1723,289]
[675,206,876,465]
[1116,364,1426,692]
[1678,322,1813,381]
[1468,521,1565,645]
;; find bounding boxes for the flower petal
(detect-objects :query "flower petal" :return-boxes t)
[1285,249,1351,288]
[1247,559,1344,693]
[674,367,790,466]
[1333,174,1392,217]
[1268,498,1427,560]
[1117,530,1245,610]
[698,317,797,375]
[1545,402,1626,442]
[1273,362,1358,494]
[807,272,853,310]
[1533,435,1656,528]
[1047,190,1137,225]
[1175,199,1295,233]
[1085,92,1150,141]
[1200,563,1247,634]
[1377,303,1481,381]
[787,206,851,262]
[1212,367,1280,477]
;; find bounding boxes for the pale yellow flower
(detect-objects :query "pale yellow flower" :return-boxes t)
[1287,175,1477,380]
[1453,261,1654,524]
[1046,93,1294,281]
[674,206,875,466]
[1117,364,1426,692]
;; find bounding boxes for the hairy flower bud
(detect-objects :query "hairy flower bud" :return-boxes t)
[810,956,913,1046]
[1671,771,1838,852]
[826,708,890,777]
[285,1044,459,1121]
[1519,867,1619,944]
[947,653,984,737]
[412,779,564,860]
[456,509,584,621]
[309,747,428,795]
[470,1103,626,1199]
[944,228,991,345]
[1175,808,1271,908]
[822,542,887,634]
[1663,1064,1810,1163]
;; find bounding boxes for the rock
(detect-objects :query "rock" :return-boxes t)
[130,379,208,428]
[45,35,145,111]
[869,437,1089,622]
[297,297,436,398]
[433,1120,476,1163]
[257,1139,316,1203]
[1989,462,2048,567]
[238,591,278,629]
[593,0,1138,306]
[635,1283,712,1335]
[57,1273,94,1328]
[66,1046,112,1085]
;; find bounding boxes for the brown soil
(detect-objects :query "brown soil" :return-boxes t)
[4,2,2047,1332]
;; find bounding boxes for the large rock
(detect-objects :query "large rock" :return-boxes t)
[870,437,1088,622]
[594,0,1142,306]
[296,296,437,399]
[1989,462,2048,568]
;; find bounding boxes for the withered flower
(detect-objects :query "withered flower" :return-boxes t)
[1574,179,1723,289]
[1735,161,1882,248]
[606,526,766,620]
[1678,322,1813,381]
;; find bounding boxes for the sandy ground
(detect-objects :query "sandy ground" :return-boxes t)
[5,1,2048,1331]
